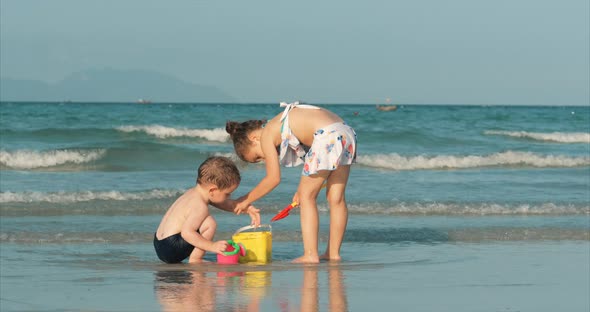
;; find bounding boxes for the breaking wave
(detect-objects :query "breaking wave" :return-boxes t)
[0,149,106,170]
[1,191,587,216]
[356,151,590,170]
[0,189,182,204]
[485,130,590,143]
[340,202,590,215]
[116,125,229,142]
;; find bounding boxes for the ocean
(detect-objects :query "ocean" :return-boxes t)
[1,102,589,311]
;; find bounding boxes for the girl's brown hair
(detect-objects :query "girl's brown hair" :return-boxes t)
[225,119,266,161]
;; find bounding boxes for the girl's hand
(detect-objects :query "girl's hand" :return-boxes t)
[212,240,229,255]
[292,192,300,205]
[247,205,261,227]
[234,199,250,215]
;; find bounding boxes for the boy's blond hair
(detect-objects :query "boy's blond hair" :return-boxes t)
[197,156,241,190]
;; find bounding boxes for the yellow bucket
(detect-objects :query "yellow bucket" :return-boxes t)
[232,225,272,264]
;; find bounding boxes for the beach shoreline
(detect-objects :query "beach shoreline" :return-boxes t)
[1,239,589,311]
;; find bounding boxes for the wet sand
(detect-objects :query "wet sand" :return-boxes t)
[1,240,588,311]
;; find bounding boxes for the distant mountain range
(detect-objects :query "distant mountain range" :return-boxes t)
[0,69,237,103]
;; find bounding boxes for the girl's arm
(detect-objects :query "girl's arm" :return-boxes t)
[210,198,237,213]
[234,133,281,214]
[211,199,261,226]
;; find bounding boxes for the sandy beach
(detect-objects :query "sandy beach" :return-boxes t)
[1,215,589,311]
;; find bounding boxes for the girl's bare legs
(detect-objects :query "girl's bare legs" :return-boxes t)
[321,165,351,261]
[188,215,216,263]
[292,171,330,264]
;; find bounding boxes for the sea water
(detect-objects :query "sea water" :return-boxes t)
[1,103,588,215]
[1,102,589,311]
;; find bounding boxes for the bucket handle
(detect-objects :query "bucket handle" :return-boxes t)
[234,224,272,235]
[221,240,240,256]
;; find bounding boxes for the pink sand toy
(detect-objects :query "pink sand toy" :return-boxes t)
[216,240,246,264]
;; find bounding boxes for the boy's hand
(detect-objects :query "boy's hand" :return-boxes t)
[247,205,261,227]
[211,240,229,255]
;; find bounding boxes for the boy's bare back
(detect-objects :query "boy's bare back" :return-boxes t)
[155,187,208,240]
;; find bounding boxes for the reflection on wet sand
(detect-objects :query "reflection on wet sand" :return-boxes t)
[154,268,273,312]
[241,271,273,312]
[154,270,216,312]
[154,264,348,311]
[300,267,319,312]
[328,265,348,312]
[296,264,349,312]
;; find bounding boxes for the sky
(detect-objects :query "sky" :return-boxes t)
[1,0,589,105]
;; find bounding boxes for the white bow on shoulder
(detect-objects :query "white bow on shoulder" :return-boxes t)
[279,101,320,121]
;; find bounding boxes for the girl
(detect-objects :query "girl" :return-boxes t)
[226,102,357,263]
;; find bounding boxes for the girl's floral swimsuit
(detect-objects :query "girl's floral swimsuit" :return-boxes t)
[278,102,357,176]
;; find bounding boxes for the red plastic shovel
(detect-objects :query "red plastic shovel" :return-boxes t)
[270,201,298,222]
[271,183,327,222]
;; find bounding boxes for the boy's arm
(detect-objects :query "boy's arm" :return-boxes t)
[180,203,223,253]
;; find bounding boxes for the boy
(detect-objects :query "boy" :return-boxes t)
[154,156,260,264]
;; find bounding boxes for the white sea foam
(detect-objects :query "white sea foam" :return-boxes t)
[212,152,249,163]
[0,149,106,169]
[212,152,239,160]
[0,189,182,203]
[356,151,590,170]
[1,227,588,243]
[117,125,229,142]
[339,202,589,215]
[485,130,590,143]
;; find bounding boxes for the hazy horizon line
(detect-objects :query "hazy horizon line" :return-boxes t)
[1,100,589,107]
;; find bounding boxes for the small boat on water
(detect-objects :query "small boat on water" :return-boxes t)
[137,99,152,104]
[376,97,397,111]
[376,104,397,111]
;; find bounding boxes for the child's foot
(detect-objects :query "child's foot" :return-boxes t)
[320,253,342,261]
[292,255,320,264]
